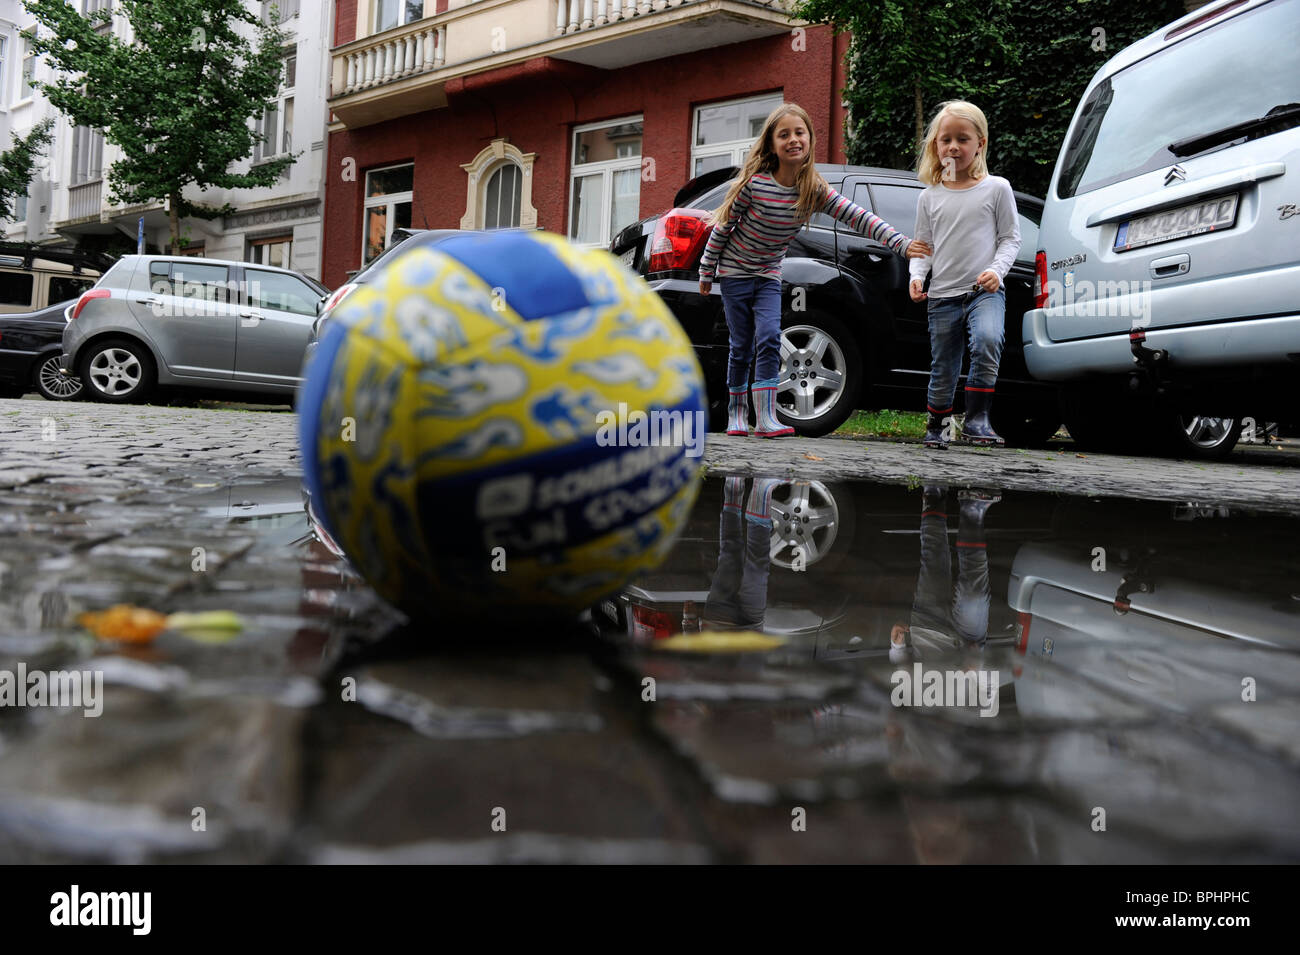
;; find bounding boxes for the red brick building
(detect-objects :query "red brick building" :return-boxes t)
[323,0,849,289]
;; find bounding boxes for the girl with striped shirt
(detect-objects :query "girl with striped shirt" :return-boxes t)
[699,103,930,437]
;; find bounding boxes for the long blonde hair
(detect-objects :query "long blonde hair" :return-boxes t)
[917,100,990,186]
[711,103,829,226]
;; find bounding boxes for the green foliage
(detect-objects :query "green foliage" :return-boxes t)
[0,118,53,222]
[22,0,296,246]
[793,0,1188,196]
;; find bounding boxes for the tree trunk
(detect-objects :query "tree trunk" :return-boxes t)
[169,191,181,254]
[915,81,924,156]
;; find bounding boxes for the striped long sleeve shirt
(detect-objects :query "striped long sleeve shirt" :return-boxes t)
[699,173,914,280]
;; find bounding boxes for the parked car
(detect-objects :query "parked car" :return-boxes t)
[610,165,1057,444]
[0,242,109,315]
[302,227,459,372]
[1020,0,1299,460]
[61,254,329,403]
[0,300,86,400]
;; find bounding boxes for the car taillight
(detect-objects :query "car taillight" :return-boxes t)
[1014,611,1032,654]
[70,288,110,320]
[629,604,676,643]
[1033,251,1048,309]
[647,209,713,273]
[320,283,358,315]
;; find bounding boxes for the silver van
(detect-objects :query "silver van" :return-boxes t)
[61,255,328,403]
[1022,0,1300,459]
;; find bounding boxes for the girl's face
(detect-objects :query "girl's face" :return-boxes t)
[934,115,985,180]
[771,113,810,166]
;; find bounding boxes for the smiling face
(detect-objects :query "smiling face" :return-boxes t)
[771,112,810,167]
[934,114,985,181]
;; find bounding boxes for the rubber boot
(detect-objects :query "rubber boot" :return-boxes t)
[726,388,749,436]
[752,378,794,437]
[923,412,951,450]
[961,390,1005,447]
[745,476,782,524]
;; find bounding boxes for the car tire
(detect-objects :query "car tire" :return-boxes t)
[0,385,24,399]
[33,354,83,401]
[78,338,156,404]
[991,400,1063,448]
[776,311,863,438]
[1161,413,1242,461]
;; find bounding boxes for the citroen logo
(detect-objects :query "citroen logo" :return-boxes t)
[1164,164,1187,186]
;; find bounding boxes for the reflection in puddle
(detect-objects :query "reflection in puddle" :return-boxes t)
[599,474,1300,861]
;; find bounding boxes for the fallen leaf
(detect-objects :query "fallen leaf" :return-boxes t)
[78,605,168,643]
[1076,453,1087,458]
[657,631,786,653]
[804,452,824,461]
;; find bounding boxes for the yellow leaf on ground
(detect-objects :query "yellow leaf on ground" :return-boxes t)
[78,605,168,643]
[657,631,786,653]
[804,452,824,461]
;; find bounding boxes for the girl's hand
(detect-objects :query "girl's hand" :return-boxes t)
[976,270,1000,293]
[699,279,712,296]
[909,279,927,302]
[906,239,932,259]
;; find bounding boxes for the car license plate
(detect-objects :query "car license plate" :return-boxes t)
[619,247,636,269]
[1114,193,1238,252]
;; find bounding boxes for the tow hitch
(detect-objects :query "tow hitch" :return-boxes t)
[1129,327,1169,394]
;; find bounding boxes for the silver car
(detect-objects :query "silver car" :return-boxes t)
[61,255,328,403]
[1021,0,1300,459]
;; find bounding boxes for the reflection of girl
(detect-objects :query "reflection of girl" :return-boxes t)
[702,476,781,630]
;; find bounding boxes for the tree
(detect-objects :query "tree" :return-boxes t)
[23,0,296,252]
[0,118,53,222]
[792,0,1187,196]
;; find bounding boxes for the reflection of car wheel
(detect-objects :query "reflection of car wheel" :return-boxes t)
[768,479,857,573]
[1163,413,1241,461]
[777,312,863,437]
[79,338,156,404]
[34,355,83,401]
[991,400,1062,448]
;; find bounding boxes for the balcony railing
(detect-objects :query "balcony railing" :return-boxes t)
[555,0,790,33]
[68,180,102,221]
[336,21,447,96]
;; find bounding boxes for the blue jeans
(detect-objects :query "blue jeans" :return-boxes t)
[925,288,1005,414]
[720,277,782,389]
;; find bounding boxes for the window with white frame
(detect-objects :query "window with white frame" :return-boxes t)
[483,163,521,230]
[376,0,423,32]
[254,51,295,164]
[14,191,27,223]
[691,93,783,178]
[363,163,413,265]
[70,125,104,185]
[20,36,35,100]
[0,37,7,104]
[569,117,642,248]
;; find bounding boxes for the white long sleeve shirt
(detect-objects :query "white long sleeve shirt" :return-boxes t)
[908,175,1021,299]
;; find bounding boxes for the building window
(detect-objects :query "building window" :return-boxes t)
[0,37,8,104]
[248,235,292,269]
[262,0,299,22]
[459,139,537,231]
[70,126,104,185]
[20,37,35,100]
[14,192,27,223]
[254,51,296,163]
[692,93,783,177]
[363,163,413,265]
[376,0,423,32]
[483,164,521,230]
[569,117,642,248]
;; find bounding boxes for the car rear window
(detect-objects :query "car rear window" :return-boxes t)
[0,271,34,307]
[1057,0,1299,199]
[50,276,95,304]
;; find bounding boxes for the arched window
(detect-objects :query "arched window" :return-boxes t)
[483,163,521,230]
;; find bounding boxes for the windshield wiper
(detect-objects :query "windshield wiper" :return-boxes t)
[1169,103,1300,157]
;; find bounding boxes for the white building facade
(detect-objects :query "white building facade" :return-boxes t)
[0,0,330,280]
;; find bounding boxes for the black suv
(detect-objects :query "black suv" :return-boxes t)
[611,165,1055,444]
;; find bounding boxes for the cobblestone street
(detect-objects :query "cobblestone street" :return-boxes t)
[1,396,1297,863]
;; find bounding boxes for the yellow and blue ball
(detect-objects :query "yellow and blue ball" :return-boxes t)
[298,231,706,622]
